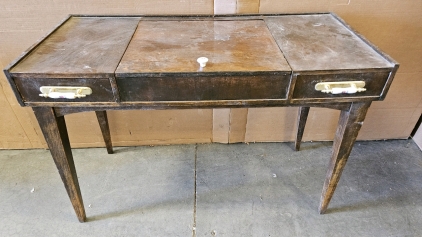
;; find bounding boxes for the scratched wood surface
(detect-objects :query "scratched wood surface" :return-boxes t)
[10,17,140,75]
[14,77,115,102]
[264,14,393,71]
[116,20,291,74]
[2,14,400,222]
[292,70,391,99]
[117,74,290,101]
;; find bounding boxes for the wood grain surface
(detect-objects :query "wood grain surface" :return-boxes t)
[32,107,86,222]
[10,17,139,75]
[265,14,393,71]
[14,77,115,102]
[292,71,391,99]
[3,14,400,220]
[116,19,290,74]
[117,74,290,101]
[319,101,372,214]
[95,111,113,154]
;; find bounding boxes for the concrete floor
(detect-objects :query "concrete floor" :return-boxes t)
[0,140,421,236]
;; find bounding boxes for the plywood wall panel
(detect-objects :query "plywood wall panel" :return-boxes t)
[0,56,45,149]
[0,86,33,149]
[357,108,420,140]
[237,0,260,13]
[371,73,422,110]
[259,0,329,14]
[62,109,210,148]
[229,108,249,143]
[301,108,340,142]
[107,110,213,146]
[212,109,231,143]
[245,108,298,142]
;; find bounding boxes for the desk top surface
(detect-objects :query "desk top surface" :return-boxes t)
[5,13,400,107]
[116,20,290,74]
[9,13,393,76]
[10,17,140,75]
[264,15,393,71]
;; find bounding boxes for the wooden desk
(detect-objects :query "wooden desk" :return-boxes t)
[4,13,398,222]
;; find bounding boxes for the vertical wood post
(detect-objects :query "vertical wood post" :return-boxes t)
[95,111,113,154]
[33,107,86,222]
[294,106,310,151]
[319,102,372,214]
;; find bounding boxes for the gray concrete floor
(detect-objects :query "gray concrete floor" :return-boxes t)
[0,140,421,236]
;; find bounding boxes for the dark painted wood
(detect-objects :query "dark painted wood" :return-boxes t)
[4,14,399,220]
[380,64,400,100]
[108,76,121,103]
[14,77,115,103]
[117,74,290,101]
[10,17,140,75]
[6,17,139,105]
[26,99,380,109]
[292,71,391,99]
[116,20,290,74]
[24,99,369,109]
[32,107,86,222]
[264,14,393,71]
[53,103,351,117]
[330,12,399,66]
[115,19,291,102]
[95,111,113,154]
[328,12,400,101]
[2,69,25,106]
[319,101,372,214]
[294,106,310,151]
[3,15,73,106]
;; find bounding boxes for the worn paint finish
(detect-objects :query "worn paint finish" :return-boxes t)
[95,111,113,154]
[294,106,310,151]
[116,20,290,74]
[10,17,140,75]
[32,107,86,222]
[6,14,397,107]
[319,101,372,214]
[117,74,290,101]
[292,71,391,99]
[265,14,393,71]
[3,14,399,221]
[14,77,115,102]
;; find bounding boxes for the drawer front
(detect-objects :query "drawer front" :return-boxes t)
[14,78,115,103]
[292,71,390,99]
[117,74,290,101]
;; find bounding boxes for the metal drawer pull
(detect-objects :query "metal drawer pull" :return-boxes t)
[39,86,92,99]
[315,81,366,94]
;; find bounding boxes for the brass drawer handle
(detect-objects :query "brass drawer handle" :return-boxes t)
[315,81,366,94]
[39,86,92,99]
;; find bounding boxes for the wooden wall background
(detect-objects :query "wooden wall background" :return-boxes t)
[0,0,421,149]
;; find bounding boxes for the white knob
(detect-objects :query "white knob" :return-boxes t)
[197,57,208,67]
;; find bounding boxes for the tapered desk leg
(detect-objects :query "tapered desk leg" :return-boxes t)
[294,107,310,151]
[95,111,113,154]
[33,107,86,222]
[319,102,371,214]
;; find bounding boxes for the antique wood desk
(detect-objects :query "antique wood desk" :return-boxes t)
[4,13,398,222]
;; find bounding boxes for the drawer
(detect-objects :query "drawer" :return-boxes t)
[117,74,290,101]
[13,77,116,103]
[292,71,391,99]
